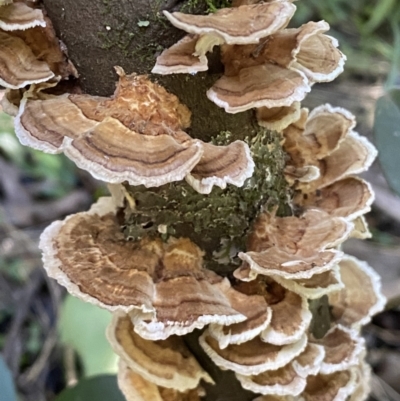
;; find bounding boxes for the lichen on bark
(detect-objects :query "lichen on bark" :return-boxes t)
[123,128,291,276]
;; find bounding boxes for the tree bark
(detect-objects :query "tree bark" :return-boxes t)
[40,1,289,400]
[42,0,259,143]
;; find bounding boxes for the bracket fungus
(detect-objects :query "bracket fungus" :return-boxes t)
[236,344,325,396]
[311,325,365,375]
[199,330,308,376]
[0,2,45,31]
[2,0,386,400]
[235,208,351,281]
[0,31,54,88]
[117,361,202,401]
[39,197,257,339]
[154,0,345,115]
[0,1,75,90]
[106,314,212,391]
[14,68,254,193]
[163,1,296,47]
[329,256,386,328]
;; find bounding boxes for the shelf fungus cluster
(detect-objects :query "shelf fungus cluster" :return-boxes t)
[2,0,386,400]
[0,1,77,112]
[153,0,345,115]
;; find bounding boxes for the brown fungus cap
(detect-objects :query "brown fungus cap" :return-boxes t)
[199,330,307,376]
[163,2,296,46]
[207,64,310,114]
[39,197,247,336]
[329,255,386,328]
[237,247,343,281]
[349,359,371,401]
[260,21,345,82]
[207,287,272,349]
[311,325,365,374]
[237,362,306,396]
[0,31,54,88]
[0,2,45,31]
[185,140,255,194]
[256,102,301,132]
[236,344,325,396]
[0,88,23,116]
[235,211,349,283]
[222,21,345,83]
[300,131,377,192]
[248,209,351,255]
[300,368,358,401]
[106,314,212,391]
[295,177,374,221]
[206,21,345,114]
[349,215,372,239]
[272,265,344,300]
[283,105,356,170]
[284,165,320,184]
[260,287,312,346]
[15,68,254,192]
[152,34,208,75]
[117,361,202,401]
[10,17,78,79]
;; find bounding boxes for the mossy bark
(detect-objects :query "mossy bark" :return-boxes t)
[41,1,291,400]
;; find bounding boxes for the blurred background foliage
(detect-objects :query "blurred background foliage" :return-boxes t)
[0,0,400,400]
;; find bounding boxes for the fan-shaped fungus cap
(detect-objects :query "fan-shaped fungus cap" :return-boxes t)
[106,314,212,391]
[300,368,358,401]
[250,209,351,256]
[349,215,372,239]
[237,362,307,396]
[117,360,202,401]
[312,325,365,374]
[329,255,386,328]
[283,105,355,169]
[349,359,371,401]
[206,21,345,114]
[207,64,310,114]
[207,285,272,349]
[236,344,325,396]
[260,287,312,346]
[0,2,45,31]
[39,197,247,336]
[199,330,307,376]
[163,2,296,46]
[152,34,208,75]
[272,265,344,300]
[260,21,345,82]
[256,102,301,132]
[295,177,374,221]
[235,211,349,283]
[15,68,254,192]
[186,140,255,194]
[284,165,320,184]
[222,21,345,80]
[0,31,54,88]
[302,131,377,191]
[0,88,22,116]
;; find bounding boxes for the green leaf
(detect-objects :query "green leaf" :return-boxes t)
[374,89,400,196]
[55,375,125,401]
[59,295,118,377]
[0,355,17,401]
[362,0,395,34]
